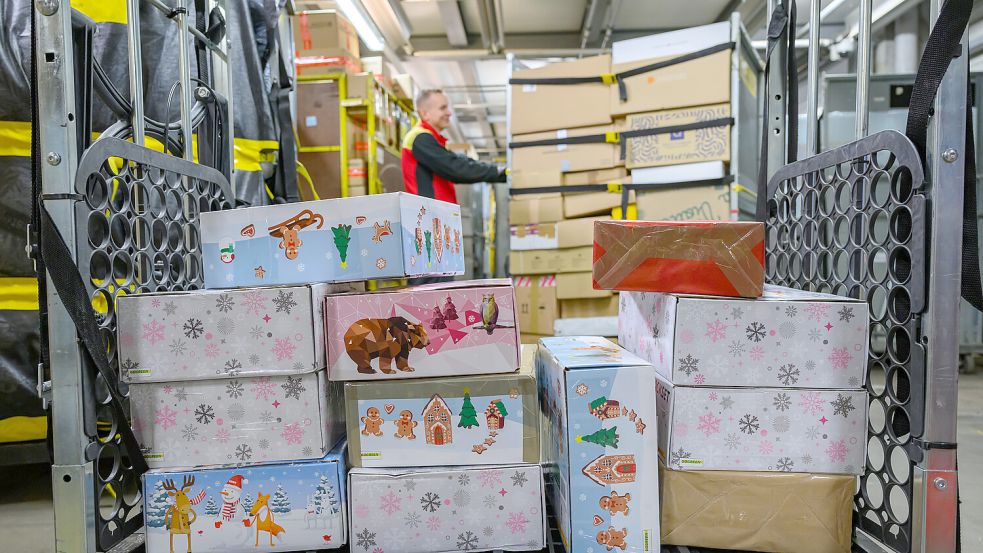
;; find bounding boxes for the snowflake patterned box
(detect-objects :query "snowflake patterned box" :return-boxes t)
[324,279,520,381]
[118,283,360,383]
[655,374,868,474]
[201,192,465,289]
[143,440,349,553]
[129,371,345,469]
[618,285,869,388]
[343,358,539,467]
[347,464,546,553]
[536,336,660,553]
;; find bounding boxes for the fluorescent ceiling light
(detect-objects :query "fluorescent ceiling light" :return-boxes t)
[336,0,386,52]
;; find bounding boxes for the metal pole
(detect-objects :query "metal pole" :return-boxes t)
[126,0,145,146]
[765,0,788,184]
[855,0,872,140]
[805,0,821,155]
[176,0,194,161]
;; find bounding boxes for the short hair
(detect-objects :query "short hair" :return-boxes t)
[416,88,445,110]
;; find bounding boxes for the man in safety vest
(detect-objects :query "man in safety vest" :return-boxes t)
[401,89,507,203]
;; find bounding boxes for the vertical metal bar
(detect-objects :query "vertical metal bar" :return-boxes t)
[729,13,740,221]
[176,0,194,162]
[855,0,872,140]
[126,0,145,145]
[805,0,821,155]
[766,0,788,186]
[36,1,96,551]
[208,0,235,193]
[340,73,350,197]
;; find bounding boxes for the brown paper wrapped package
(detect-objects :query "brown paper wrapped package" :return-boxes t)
[660,464,854,553]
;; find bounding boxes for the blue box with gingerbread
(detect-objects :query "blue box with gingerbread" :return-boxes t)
[537,337,660,553]
[201,193,464,289]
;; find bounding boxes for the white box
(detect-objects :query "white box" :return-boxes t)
[629,161,726,185]
[612,21,731,64]
[553,316,618,337]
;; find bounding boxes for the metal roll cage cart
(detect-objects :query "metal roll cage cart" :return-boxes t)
[762,0,966,552]
[34,0,235,551]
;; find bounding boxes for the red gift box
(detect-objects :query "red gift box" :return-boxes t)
[591,220,765,297]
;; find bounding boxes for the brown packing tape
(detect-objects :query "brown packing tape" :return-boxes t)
[659,463,853,553]
[592,221,763,297]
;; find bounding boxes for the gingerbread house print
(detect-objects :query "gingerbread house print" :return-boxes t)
[422,394,453,445]
[582,454,637,486]
[484,400,508,430]
[589,396,621,420]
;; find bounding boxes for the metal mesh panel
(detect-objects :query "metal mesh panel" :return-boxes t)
[763,130,926,553]
[73,138,233,550]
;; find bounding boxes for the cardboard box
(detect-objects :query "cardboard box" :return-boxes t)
[348,158,367,194]
[537,336,659,553]
[508,197,564,225]
[201,193,464,288]
[510,55,612,135]
[297,81,341,147]
[295,54,362,80]
[324,279,519,381]
[293,11,359,60]
[553,317,619,337]
[117,283,359,383]
[561,167,628,187]
[636,183,733,221]
[510,247,593,275]
[510,216,608,251]
[130,371,344,469]
[619,286,869,388]
[563,189,635,219]
[511,124,620,174]
[360,56,393,88]
[561,296,619,318]
[511,169,562,200]
[344,366,539,467]
[348,464,547,552]
[656,374,867,474]
[556,271,611,300]
[143,441,348,552]
[513,275,558,335]
[521,333,550,345]
[392,73,415,102]
[626,103,731,169]
[592,220,765,297]
[659,464,853,553]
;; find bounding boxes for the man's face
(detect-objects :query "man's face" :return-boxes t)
[420,92,452,131]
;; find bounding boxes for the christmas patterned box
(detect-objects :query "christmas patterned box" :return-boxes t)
[324,279,520,381]
[537,336,660,553]
[347,464,546,553]
[143,440,348,553]
[343,359,538,467]
[619,286,869,388]
[201,192,464,289]
[117,283,360,383]
[130,371,344,469]
[656,374,867,474]
[592,220,765,297]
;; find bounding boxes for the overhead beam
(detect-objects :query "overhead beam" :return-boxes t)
[409,29,681,53]
[714,0,743,22]
[437,0,469,48]
[581,0,611,49]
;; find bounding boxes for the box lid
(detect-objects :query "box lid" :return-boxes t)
[538,336,649,369]
[670,284,867,303]
[612,21,731,64]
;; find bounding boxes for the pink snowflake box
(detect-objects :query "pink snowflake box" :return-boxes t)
[324,279,521,381]
[142,439,348,553]
[129,372,345,469]
[619,285,869,389]
[347,464,546,553]
[656,373,867,474]
[117,283,361,383]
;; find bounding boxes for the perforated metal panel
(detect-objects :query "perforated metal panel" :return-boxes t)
[763,130,926,553]
[72,138,233,549]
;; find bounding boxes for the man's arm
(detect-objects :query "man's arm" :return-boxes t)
[412,133,507,183]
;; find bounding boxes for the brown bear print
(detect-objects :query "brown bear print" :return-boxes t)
[596,527,628,551]
[599,491,631,516]
[361,407,384,436]
[345,317,430,375]
[394,410,418,440]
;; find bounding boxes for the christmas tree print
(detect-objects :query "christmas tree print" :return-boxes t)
[430,306,446,330]
[204,495,220,517]
[458,390,480,428]
[271,484,291,514]
[146,480,170,528]
[424,230,433,267]
[312,474,340,515]
[331,224,352,268]
[443,296,459,321]
[241,493,255,514]
[577,427,619,448]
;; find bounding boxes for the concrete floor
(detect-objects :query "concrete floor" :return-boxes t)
[2,373,982,553]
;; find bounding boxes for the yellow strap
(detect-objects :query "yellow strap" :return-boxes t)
[296,160,320,201]
[600,73,617,85]
[298,145,341,153]
[604,131,620,144]
[234,138,278,172]
[0,416,46,443]
[0,121,31,157]
[732,183,754,195]
[605,181,623,193]
[0,277,39,310]
[71,0,127,24]
[611,203,637,220]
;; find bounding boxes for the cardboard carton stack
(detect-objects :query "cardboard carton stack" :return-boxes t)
[594,219,864,553]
